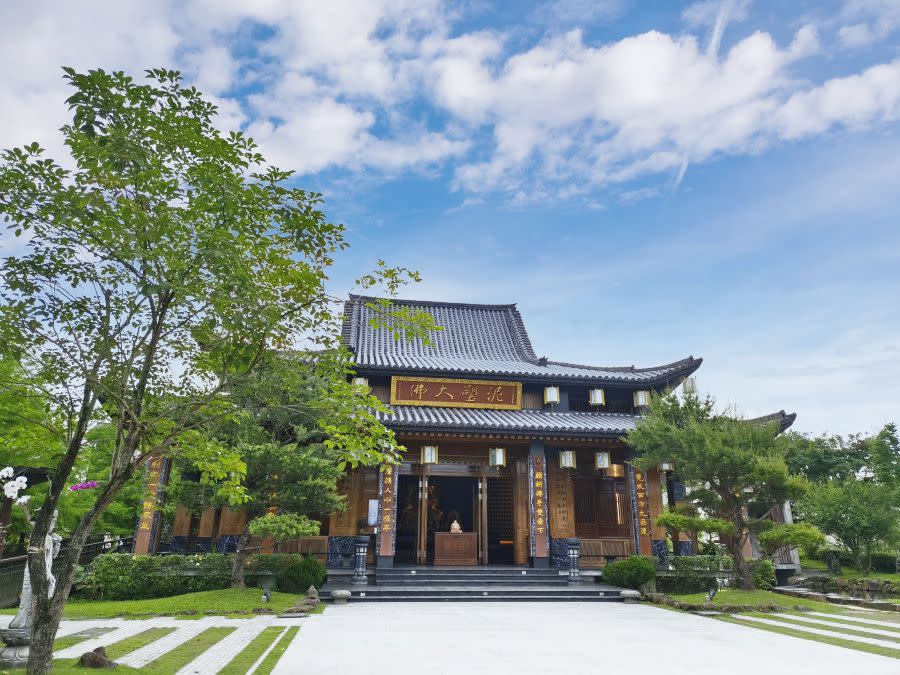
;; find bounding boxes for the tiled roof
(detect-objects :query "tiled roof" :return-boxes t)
[749,410,797,434]
[343,295,701,385]
[377,406,637,436]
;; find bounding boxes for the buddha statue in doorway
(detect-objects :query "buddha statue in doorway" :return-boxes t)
[450,519,462,533]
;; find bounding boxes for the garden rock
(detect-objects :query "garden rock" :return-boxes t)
[620,590,641,604]
[78,646,116,669]
[331,590,351,605]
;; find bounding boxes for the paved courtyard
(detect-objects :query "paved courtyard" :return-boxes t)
[273,602,898,675]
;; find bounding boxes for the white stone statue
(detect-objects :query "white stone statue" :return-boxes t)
[450,519,462,533]
[0,510,62,668]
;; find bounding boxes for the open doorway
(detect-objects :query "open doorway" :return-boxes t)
[426,476,476,561]
[394,474,419,564]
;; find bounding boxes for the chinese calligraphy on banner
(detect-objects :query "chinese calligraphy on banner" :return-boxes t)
[532,453,549,557]
[378,466,397,557]
[633,469,652,551]
[391,376,522,410]
[138,455,164,533]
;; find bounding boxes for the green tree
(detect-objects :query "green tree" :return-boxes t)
[629,393,807,589]
[783,431,868,483]
[797,479,898,574]
[0,67,432,673]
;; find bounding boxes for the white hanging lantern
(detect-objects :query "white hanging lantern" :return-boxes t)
[559,450,576,469]
[488,447,506,467]
[352,376,369,389]
[659,461,675,472]
[594,451,611,470]
[544,386,560,404]
[421,445,438,464]
[633,390,650,407]
[589,388,605,406]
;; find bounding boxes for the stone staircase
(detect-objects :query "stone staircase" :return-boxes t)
[321,566,625,602]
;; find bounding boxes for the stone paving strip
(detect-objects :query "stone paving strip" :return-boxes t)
[806,611,900,629]
[116,618,228,668]
[771,614,900,639]
[175,615,273,674]
[55,619,164,658]
[247,626,291,675]
[732,615,900,651]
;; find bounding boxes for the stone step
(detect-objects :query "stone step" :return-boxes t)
[347,594,622,602]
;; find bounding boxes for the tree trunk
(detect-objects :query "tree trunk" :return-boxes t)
[231,524,251,589]
[27,473,130,673]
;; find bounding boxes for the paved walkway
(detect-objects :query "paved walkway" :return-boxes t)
[273,602,898,675]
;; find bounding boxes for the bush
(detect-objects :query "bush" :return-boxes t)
[870,552,898,574]
[246,554,326,593]
[602,555,656,590]
[750,559,776,590]
[83,553,231,600]
[656,555,734,593]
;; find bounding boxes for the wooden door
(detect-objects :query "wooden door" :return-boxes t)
[416,475,429,564]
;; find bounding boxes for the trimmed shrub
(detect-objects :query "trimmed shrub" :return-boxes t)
[657,555,733,593]
[750,559,776,590]
[82,553,231,600]
[246,554,326,593]
[871,552,898,574]
[602,555,657,590]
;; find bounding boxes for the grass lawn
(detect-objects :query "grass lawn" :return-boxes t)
[255,626,299,675]
[671,589,844,612]
[219,626,287,675]
[54,588,302,619]
[719,613,900,660]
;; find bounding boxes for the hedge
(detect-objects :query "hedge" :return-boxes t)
[602,555,656,590]
[657,555,733,593]
[750,559,776,590]
[808,546,898,573]
[81,552,326,600]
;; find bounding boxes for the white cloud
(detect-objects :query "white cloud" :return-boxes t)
[1,1,900,197]
[838,0,900,47]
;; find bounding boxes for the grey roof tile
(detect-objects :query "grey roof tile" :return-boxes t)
[377,405,637,436]
[343,295,702,384]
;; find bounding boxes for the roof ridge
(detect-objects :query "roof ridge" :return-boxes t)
[544,355,701,373]
[347,293,519,312]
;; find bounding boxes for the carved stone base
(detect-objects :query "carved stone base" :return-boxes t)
[0,643,29,669]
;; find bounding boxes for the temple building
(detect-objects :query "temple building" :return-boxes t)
[136,295,797,577]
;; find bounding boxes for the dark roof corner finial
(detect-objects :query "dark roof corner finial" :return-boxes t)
[538,356,548,366]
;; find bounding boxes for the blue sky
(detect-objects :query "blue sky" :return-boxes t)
[2,0,899,435]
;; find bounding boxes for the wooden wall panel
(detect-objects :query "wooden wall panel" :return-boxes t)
[547,457,575,538]
[172,505,192,536]
[329,472,359,536]
[218,507,246,536]
[522,391,542,410]
[197,507,217,537]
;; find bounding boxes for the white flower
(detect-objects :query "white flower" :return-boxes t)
[15,495,29,505]
[0,467,13,479]
[4,483,19,499]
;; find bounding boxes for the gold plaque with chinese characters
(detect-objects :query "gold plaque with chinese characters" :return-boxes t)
[390,376,522,410]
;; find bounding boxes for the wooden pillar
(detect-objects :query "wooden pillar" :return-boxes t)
[529,441,549,568]
[133,455,170,554]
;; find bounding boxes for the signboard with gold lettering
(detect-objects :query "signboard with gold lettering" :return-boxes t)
[531,452,549,558]
[378,465,398,557]
[633,469,652,554]
[390,376,522,410]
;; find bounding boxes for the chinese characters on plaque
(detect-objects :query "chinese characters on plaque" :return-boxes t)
[633,470,651,539]
[391,376,522,410]
[532,453,549,557]
[378,466,397,557]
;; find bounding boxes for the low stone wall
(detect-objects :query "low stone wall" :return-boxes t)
[798,575,896,599]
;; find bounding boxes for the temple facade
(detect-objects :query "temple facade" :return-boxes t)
[138,294,796,573]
